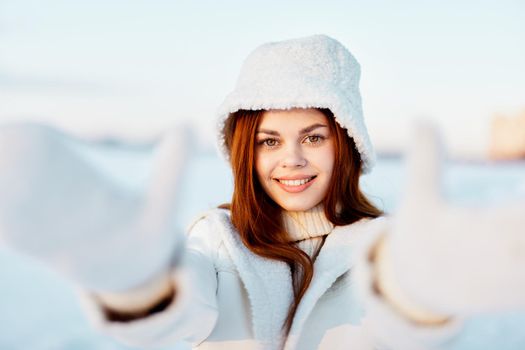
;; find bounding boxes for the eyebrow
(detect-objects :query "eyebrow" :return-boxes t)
[257,123,328,136]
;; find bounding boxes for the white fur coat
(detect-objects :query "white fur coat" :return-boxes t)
[80,209,460,350]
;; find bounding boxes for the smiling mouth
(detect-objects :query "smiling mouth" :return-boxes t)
[275,176,317,187]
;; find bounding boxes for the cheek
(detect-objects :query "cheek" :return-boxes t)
[314,145,336,176]
[255,153,272,182]
[323,153,334,170]
[325,153,335,176]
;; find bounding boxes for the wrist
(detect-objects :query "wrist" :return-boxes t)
[372,235,451,326]
[94,271,175,315]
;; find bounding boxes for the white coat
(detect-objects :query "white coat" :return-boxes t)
[80,209,461,350]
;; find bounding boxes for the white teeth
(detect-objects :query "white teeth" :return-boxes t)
[278,177,313,186]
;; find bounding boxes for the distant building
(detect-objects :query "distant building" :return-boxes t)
[489,110,525,160]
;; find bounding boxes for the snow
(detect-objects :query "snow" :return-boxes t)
[0,143,524,349]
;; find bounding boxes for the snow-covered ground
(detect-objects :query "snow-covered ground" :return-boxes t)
[0,144,524,350]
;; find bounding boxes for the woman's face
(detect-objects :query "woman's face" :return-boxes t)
[255,108,335,212]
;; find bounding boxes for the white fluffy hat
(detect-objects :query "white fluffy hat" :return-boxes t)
[216,34,375,173]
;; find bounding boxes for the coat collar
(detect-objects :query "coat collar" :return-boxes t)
[211,210,293,349]
[284,217,379,349]
[210,209,381,350]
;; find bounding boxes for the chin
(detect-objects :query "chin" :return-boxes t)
[276,199,319,212]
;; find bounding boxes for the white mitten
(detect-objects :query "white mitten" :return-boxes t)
[382,122,525,316]
[0,123,188,293]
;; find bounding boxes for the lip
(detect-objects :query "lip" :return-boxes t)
[273,175,317,193]
[274,174,316,180]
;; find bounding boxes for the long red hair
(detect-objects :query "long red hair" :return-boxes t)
[221,108,382,334]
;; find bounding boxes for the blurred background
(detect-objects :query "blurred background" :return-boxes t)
[1,0,525,157]
[0,0,524,349]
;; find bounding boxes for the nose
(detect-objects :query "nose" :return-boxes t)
[280,144,307,168]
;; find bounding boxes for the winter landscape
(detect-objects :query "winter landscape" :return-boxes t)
[1,1,524,349]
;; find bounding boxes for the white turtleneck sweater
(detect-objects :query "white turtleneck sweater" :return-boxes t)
[282,204,334,258]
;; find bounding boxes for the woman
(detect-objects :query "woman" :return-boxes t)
[0,35,524,350]
[82,35,463,349]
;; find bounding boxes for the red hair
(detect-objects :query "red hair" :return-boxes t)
[221,108,382,334]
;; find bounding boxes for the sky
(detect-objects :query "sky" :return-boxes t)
[1,0,524,157]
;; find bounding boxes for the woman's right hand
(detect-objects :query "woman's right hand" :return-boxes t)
[0,123,188,293]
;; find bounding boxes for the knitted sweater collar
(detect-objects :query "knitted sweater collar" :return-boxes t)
[282,204,334,242]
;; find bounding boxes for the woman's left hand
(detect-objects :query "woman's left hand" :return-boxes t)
[380,122,525,317]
